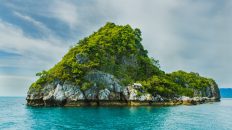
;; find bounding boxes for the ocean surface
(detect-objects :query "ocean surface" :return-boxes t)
[220,88,232,98]
[0,97,231,130]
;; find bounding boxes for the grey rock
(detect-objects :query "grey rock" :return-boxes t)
[63,81,84,100]
[84,86,98,100]
[109,92,121,100]
[42,83,56,97]
[133,83,142,89]
[138,94,153,101]
[43,90,54,101]
[76,53,89,64]
[98,89,110,100]
[180,96,191,101]
[123,86,138,100]
[53,84,66,102]
[153,95,164,102]
[85,70,123,92]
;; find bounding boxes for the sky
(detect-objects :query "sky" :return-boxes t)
[0,0,231,96]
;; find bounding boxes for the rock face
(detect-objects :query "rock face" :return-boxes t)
[27,71,220,106]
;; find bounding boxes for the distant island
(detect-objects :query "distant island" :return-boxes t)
[220,88,232,98]
[26,22,220,107]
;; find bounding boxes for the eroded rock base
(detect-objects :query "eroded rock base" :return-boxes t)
[27,98,220,107]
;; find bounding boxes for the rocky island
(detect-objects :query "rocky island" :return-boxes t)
[26,22,220,107]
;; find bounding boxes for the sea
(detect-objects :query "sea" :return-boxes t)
[0,97,231,130]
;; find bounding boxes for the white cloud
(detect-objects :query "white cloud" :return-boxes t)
[0,19,67,68]
[49,0,79,28]
[0,19,69,95]
[13,11,53,36]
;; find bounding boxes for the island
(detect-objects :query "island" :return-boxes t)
[26,22,220,107]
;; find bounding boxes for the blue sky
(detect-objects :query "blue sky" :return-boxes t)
[0,0,231,96]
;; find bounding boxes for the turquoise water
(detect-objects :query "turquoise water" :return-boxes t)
[0,97,231,130]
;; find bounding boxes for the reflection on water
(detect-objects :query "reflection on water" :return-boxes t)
[0,97,232,130]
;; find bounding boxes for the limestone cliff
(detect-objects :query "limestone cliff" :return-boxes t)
[26,22,220,106]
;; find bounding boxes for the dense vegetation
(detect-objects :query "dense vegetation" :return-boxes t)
[30,22,216,98]
[141,71,215,98]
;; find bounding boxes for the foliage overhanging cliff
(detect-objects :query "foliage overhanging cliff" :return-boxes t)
[29,22,220,99]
